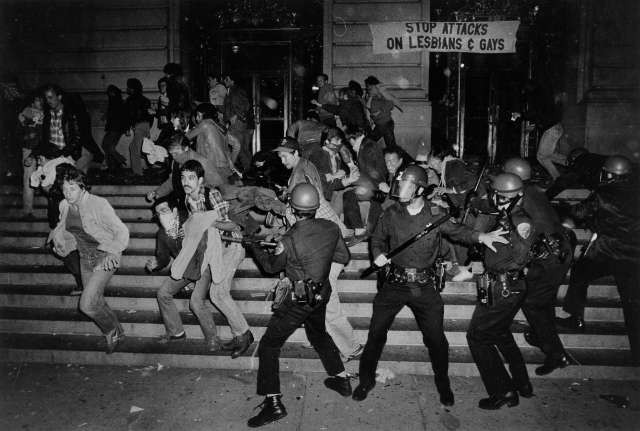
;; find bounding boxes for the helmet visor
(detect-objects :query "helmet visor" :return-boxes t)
[390,179,418,201]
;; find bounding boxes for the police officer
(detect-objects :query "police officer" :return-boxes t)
[247,183,352,428]
[466,173,536,409]
[353,165,507,405]
[503,157,573,375]
[557,155,640,365]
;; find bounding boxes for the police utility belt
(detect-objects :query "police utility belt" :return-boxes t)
[476,270,526,307]
[269,277,325,311]
[385,263,435,286]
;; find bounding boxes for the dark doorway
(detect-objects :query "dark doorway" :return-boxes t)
[220,42,292,151]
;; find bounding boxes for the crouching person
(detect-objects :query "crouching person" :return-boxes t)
[48,165,129,353]
[155,160,253,355]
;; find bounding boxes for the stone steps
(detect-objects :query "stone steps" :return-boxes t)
[0,185,635,379]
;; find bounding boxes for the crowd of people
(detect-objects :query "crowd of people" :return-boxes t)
[11,63,640,428]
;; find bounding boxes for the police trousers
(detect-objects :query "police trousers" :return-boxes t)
[522,255,571,360]
[359,281,451,395]
[257,293,344,395]
[467,288,530,396]
[564,252,640,364]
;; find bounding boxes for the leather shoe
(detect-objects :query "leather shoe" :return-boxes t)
[555,315,585,332]
[523,330,540,348]
[439,388,455,406]
[352,382,375,401]
[222,330,255,359]
[248,395,287,428]
[535,354,570,376]
[517,382,534,398]
[478,391,519,410]
[105,327,125,354]
[324,376,352,397]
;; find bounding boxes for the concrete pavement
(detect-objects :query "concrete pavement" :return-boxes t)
[1,363,639,430]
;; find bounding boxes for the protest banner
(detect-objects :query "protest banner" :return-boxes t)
[369,21,519,54]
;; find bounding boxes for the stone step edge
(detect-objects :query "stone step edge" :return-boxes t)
[2,349,638,381]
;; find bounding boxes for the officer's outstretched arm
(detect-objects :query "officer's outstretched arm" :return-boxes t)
[250,241,288,274]
[478,228,509,253]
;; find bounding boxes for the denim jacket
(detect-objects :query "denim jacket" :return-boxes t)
[48,192,129,259]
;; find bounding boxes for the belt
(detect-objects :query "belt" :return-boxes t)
[488,269,525,282]
[387,262,434,285]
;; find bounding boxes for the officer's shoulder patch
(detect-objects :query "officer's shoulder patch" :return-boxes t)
[516,222,532,239]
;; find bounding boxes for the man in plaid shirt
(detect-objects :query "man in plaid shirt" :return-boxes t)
[156,160,253,356]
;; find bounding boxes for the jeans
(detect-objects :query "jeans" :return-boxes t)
[521,256,571,360]
[359,281,451,395]
[77,249,121,335]
[228,120,253,172]
[369,120,396,148]
[466,289,529,396]
[537,124,565,180]
[156,267,218,341]
[22,148,35,214]
[129,122,150,176]
[563,252,640,364]
[324,262,359,357]
[209,243,250,336]
[257,293,344,395]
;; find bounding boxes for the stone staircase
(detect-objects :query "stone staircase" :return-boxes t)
[0,185,636,380]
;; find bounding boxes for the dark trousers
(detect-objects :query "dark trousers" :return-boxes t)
[257,294,344,395]
[359,282,451,395]
[467,290,530,396]
[61,250,84,290]
[522,256,571,360]
[342,190,382,231]
[101,131,126,168]
[564,253,640,364]
[369,120,395,148]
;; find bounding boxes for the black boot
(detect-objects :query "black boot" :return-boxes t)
[439,388,455,406]
[248,395,287,428]
[555,315,585,332]
[478,391,519,410]
[535,354,571,376]
[324,376,352,397]
[222,330,255,359]
[352,382,375,401]
[517,382,534,398]
[523,330,540,348]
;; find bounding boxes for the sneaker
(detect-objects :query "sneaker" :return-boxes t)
[157,331,186,344]
[144,257,159,274]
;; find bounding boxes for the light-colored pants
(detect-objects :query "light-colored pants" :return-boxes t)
[209,243,250,336]
[129,122,151,176]
[22,148,35,214]
[537,123,566,180]
[325,261,360,357]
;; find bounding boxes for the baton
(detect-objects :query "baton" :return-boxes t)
[461,163,487,224]
[360,212,453,278]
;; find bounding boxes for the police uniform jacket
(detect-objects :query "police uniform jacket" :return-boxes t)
[573,181,640,260]
[252,218,350,284]
[371,201,479,270]
[484,208,536,274]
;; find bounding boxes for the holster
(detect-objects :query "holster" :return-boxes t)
[292,279,326,307]
[476,271,526,307]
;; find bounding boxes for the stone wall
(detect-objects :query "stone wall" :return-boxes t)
[323,0,431,157]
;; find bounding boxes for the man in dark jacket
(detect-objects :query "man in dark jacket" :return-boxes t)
[545,147,607,199]
[223,74,253,171]
[247,183,352,428]
[557,155,640,365]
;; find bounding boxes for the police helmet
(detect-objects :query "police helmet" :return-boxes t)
[390,164,429,202]
[490,173,523,211]
[600,155,633,184]
[289,183,320,212]
[503,157,532,181]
